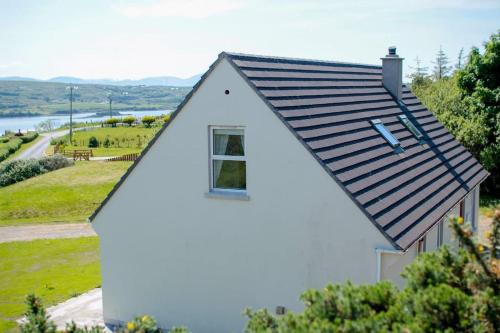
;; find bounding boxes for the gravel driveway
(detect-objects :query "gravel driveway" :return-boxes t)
[0,223,96,243]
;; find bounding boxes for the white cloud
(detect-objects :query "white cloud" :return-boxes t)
[117,0,246,18]
[0,61,22,70]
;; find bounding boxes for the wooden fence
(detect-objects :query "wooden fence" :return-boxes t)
[106,153,138,162]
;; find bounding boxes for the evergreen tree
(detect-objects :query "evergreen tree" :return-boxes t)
[432,45,452,80]
[456,47,465,70]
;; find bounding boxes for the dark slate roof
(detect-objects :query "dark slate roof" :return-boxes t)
[223,52,489,250]
[90,51,488,251]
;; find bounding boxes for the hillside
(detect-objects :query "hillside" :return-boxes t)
[0,80,192,116]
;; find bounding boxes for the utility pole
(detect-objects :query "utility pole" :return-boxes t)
[66,85,78,144]
[107,93,113,119]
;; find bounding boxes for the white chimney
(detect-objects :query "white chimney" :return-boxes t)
[381,46,404,100]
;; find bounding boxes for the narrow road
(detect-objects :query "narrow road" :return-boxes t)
[14,130,69,160]
[0,223,96,243]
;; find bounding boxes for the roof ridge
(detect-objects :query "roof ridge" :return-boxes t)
[221,51,382,70]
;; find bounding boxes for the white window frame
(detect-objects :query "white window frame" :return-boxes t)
[209,126,246,194]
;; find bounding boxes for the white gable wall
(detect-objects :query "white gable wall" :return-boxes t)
[93,58,396,332]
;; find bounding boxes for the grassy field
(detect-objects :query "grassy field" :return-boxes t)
[0,237,100,332]
[0,161,131,226]
[57,126,158,157]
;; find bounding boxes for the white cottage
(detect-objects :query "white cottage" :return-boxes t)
[91,48,488,332]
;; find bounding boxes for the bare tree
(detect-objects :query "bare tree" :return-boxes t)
[35,119,55,133]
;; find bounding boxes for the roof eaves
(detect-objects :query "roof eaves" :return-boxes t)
[222,52,403,251]
[88,53,226,223]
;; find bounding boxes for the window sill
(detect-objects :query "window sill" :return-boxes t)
[204,190,250,201]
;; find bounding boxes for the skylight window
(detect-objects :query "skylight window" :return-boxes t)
[371,119,400,147]
[399,115,423,140]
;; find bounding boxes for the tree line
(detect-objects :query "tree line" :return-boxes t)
[408,31,500,195]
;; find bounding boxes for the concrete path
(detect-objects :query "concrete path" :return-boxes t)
[14,130,69,160]
[18,289,106,331]
[47,289,105,330]
[0,223,96,243]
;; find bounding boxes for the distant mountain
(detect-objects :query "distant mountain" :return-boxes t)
[0,76,38,82]
[0,74,202,87]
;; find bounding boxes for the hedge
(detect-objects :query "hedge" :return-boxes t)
[0,137,23,162]
[0,154,74,187]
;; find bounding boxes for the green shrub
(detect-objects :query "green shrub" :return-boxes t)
[0,136,9,143]
[123,116,136,126]
[141,116,156,128]
[88,136,99,148]
[105,118,119,127]
[103,136,111,148]
[0,137,23,162]
[0,155,74,187]
[163,114,171,123]
[20,131,39,143]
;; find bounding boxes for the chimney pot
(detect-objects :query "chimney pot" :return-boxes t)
[381,46,404,100]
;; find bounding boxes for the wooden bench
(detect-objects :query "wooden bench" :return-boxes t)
[71,149,93,161]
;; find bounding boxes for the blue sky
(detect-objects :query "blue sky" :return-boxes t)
[0,0,498,79]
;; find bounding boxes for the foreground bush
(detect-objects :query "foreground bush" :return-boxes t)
[0,155,74,187]
[19,295,187,333]
[245,214,500,333]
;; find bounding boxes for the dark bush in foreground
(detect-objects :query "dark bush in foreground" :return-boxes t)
[0,154,74,187]
[245,214,500,333]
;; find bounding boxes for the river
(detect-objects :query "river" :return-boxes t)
[0,110,171,134]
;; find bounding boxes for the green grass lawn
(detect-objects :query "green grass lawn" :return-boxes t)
[0,237,101,332]
[72,147,142,157]
[0,161,131,226]
[58,126,158,157]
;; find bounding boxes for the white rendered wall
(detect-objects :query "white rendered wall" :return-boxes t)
[92,58,394,333]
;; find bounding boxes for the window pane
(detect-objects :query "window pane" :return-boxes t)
[213,160,246,190]
[399,115,423,139]
[213,129,244,156]
[373,123,400,147]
